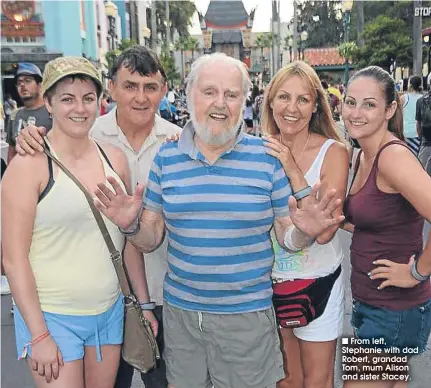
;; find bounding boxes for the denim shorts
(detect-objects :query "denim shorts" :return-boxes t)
[14,295,124,362]
[351,298,431,355]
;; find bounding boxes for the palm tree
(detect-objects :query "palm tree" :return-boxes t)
[174,36,189,81]
[155,1,196,43]
[186,36,200,61]
[255,33,272,80]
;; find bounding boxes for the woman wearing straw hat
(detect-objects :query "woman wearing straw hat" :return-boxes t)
[2,57,137,387]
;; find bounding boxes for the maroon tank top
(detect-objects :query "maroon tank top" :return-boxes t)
[344,140,430,310]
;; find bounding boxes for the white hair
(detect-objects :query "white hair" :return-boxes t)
[185,52,252,112]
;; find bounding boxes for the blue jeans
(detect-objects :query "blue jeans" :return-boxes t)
[351,298,431,355]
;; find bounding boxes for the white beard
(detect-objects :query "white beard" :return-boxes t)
[191,110,244,147]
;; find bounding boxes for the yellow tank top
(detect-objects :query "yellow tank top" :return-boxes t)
[29,140,125,315]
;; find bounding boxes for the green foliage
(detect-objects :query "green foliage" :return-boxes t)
[255,33,272,50]
[255,33,279,56]
[338,41,358,60]
[160,48,180,86]
[104,39,137,70]
[150,0,196,44]
[349,0,431,42]
[294,1,344,48]
[350,15,412,70]
[174,36,200,59]
[186,37,200,57]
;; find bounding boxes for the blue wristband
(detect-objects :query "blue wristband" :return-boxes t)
[139,302,156,311]
[293,186,312,201]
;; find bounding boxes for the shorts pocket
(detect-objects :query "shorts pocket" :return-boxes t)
[260,307,277,333]
[413,299,431,353]
[353,302,403,346]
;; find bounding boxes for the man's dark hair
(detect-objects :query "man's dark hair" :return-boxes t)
[109,45,167,83]
[321,80,329,90]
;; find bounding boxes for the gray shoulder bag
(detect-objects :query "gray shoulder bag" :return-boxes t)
[43,146,160,373]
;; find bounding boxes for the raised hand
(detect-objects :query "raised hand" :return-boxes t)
[94,176,145,230]
[289,184,345,238]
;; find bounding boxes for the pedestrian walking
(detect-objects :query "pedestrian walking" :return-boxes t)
[342,66,431,388]
[1,56,142,387]
[94,53,345,388]
[261,61,349,388]
[401,75,422,154]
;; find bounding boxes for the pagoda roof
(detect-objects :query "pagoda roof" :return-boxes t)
[204,0,249,28]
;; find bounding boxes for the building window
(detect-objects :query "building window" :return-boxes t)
[7,37,13,43]
[30,36,36,42]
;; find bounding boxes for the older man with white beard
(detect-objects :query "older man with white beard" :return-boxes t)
[94,53,345,388]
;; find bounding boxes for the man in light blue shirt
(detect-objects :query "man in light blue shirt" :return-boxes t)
[95,53,344,388]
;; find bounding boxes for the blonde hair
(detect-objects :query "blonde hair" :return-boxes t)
[261,61,342,142]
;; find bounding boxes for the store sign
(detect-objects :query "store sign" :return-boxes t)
[2,0,35,23]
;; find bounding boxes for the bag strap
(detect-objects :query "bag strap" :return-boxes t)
[43,144,133,298]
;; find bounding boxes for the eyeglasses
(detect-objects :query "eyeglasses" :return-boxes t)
[16,78,35,87]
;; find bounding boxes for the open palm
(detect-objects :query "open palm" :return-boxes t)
[289,184,344,238]
[94,176,145,230]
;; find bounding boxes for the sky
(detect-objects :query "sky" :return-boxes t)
[189,0,295,34]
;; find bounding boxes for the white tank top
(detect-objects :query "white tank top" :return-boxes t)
[272,139,344,279]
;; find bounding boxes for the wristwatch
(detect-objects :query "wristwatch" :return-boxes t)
[410,260,430,282]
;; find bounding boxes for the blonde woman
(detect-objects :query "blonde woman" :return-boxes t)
[261,61,349,388]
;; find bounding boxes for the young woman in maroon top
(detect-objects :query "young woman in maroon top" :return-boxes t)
[342,66,431,388]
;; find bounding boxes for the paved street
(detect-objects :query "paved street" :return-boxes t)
[2,225,431,387]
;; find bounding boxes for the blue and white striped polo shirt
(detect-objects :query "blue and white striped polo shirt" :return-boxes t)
[143,123,292,313]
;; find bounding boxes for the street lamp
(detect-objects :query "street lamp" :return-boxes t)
[300,30,308,61]
[142,26,151,46]
[342,0,353,84]
[105,0,118,51]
